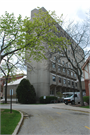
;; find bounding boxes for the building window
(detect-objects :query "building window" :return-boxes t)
[68,80,70,86]
[71,72,73,76]
[63,68,65,73]
[52,76,56,81]
[72,82,74,86]
[62,61,65,65]
[69,64,71,68]
[54,56,56,61]
[75,83,77,87]
[58,59,60,63]
[58,65,60,71]
[52,63,55,68]
[59,77,61,83]
[63,79,66,84]
[74,73,76,78]
[71,59,73,63]
[50,90,54,95]
[49,54,52,58]
[66,63,68,67]
[68,50,70,54]
[67,70,69,75]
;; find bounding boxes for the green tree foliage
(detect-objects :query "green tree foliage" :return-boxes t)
[16,79,36,104]
[0,8,67,63]
[56,92,63,99]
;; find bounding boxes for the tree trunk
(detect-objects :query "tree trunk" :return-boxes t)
[78,77,84,106]
[5,77,8,103]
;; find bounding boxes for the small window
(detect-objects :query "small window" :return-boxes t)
[67,70,70,75]
[58,59,60,63]
[72,82,74,86]
[52,63,55,68]
[50,90,54,95]
[71,72,73,76]
[58,65,60,71]
[52,76,56,81]
[66,63,68,67]
[54,56,56,61]
[63,79,66,84]
[75,83,77,87]
[63,68,65,73]
[74,74,76,78]
[59,77,61,83]
[49,54,52,58]
[62,61,64,65]
[68,80,70,85]
[68,50,70,54]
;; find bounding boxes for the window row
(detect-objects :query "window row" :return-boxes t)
[52,76,77,87]
[52,63,76,77]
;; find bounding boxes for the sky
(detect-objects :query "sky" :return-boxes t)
[0,0,90,21]
[0,0,90,74]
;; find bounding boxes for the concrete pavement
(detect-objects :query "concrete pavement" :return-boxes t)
[0,103,90,134]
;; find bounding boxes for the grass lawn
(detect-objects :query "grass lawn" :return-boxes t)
[1,109,21,134]
[80,106,90,109]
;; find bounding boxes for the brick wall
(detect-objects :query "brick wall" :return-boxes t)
[85,79,89,96]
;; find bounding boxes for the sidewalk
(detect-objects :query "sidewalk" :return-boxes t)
[52,103,90,113]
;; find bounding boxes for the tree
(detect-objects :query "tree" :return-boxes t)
[0,54,20,103]
[0,9,66,64]
[0,8,67,103]
[16,78,36,104]
[49,10,90,106]
[56,92,63,100]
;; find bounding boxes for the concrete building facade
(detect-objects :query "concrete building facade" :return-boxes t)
[26,7,85,100]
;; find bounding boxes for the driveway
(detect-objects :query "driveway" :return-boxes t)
[1,103,90,134]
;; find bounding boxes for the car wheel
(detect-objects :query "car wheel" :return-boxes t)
[65,103,68,105]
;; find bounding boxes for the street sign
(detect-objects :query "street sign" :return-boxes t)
[10,89,13,95]
[43,96,46,99]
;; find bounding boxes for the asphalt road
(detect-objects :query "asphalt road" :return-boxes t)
[1,103,90,135]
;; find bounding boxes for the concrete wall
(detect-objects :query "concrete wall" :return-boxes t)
[27,59,50,100]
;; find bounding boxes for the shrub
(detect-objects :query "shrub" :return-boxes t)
[16,79,36,104]
[83,96,90,105]
[39,96,57,104]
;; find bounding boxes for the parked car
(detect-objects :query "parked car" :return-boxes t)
[63,92,86,105]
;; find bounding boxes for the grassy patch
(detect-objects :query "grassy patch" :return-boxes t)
[80,106,90,109]
[1,109,21,134]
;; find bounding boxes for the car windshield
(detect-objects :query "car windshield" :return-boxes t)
[66,94,73,97]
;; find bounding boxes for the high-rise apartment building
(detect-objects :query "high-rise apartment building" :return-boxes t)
[26,7,85,100]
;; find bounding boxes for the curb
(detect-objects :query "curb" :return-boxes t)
[53,107,90,113]
[12,111,24,135]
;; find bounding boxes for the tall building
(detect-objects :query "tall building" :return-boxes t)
[26,7,85,101]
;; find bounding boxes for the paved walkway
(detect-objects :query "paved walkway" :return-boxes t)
[53,103,90,113]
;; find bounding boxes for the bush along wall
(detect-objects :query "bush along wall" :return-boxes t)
[16,79,36,104]
[83,96,90,105]
[39,96,57,104]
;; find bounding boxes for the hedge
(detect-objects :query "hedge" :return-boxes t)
[83,96,90,105]
[39,96,57,104]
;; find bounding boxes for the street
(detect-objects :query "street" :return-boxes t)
[0,103,90,134]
